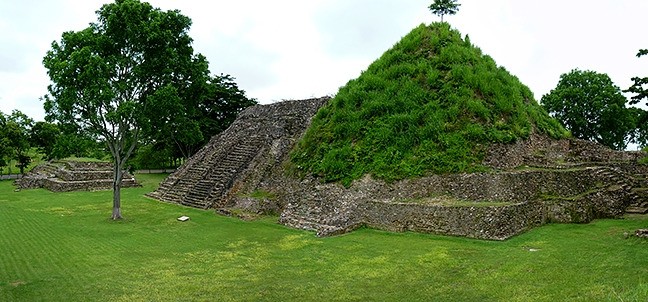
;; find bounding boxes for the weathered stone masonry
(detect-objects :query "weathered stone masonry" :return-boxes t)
[15,160,139,192]
[146,97,330,209]
[148,98,648,240]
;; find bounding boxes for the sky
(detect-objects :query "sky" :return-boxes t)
[1,0,648,124]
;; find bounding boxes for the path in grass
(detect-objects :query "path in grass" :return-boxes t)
[0,174,647,301]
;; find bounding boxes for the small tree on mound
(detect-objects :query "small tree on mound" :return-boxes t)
[429,0,461,22]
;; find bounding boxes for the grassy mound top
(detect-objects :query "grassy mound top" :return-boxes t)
[291,23,567,185]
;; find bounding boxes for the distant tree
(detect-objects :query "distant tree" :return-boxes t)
[145,74,256,161]
[30,121,60,160]
[541,69,634,150]
[197,75,257,144]
[43,0,211,219]
[429,0,461,22]
[628,107,648,148]
[0,114,10,173]
[625,49,648,106]
[0,110,34,174]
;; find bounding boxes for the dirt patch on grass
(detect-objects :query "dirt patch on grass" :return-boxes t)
[10,280,27,287]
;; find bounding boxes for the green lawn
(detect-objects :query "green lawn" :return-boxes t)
[1,175,647,301]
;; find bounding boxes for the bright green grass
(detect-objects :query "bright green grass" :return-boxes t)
[1,175,647,301]
[2,149,45,175]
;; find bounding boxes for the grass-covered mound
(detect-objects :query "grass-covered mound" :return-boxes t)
[292,23,567,185]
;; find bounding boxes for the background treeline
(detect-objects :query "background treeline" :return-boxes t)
[0,74,255,174]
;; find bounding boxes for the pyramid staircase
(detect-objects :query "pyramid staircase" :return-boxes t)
[148,136,263,209]
[147,97,331,210]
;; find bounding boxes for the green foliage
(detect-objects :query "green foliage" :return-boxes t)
[629,107,648,148]
[30,121,60,160]
[129,143,176,169]
[245,189,278,200]
[43,0,214,218]
[428,0,461,22]
[1,178,647,301]
[541,69,635,150]
[0,110,34,174]
[625,49,648,106]
[640,147,648,164]
[145,74,257,160]
[292,23,567,185]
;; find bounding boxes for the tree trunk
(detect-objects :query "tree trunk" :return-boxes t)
[111,160,124,220]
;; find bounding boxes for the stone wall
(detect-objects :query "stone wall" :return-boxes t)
[272,165,636,240]
[362,200,545,240]
[41,178,138,192]
[149,97,646,240]
[15,161,139,192]
[56,170,115,181]
[483,134,647,170]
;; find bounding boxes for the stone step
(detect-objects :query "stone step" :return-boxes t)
[626,207,648,214]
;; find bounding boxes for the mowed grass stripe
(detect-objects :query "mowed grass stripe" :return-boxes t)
[0,190,104,300]
[1,174,647,301]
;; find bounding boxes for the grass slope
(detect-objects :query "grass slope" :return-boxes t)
[1,177,647,301]
[292,23,567,185]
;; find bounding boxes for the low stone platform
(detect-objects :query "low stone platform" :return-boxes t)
[15,160,139,192]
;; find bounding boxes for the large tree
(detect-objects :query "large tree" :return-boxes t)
[429,0,461,22]
[541,69,634,150]
[43,0,210,219]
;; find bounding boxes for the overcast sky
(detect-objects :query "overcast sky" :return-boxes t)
[1,0,648,123]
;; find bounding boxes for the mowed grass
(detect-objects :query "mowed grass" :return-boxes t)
[1,175,647,301]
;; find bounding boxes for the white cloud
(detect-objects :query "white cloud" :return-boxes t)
[1,0,648,123]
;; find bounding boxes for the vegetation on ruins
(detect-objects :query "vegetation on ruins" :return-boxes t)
[291,23,567,185]
[1,176,647,301]
[42,0,254,219]
[541,69,636,150]
[428,0,461,22]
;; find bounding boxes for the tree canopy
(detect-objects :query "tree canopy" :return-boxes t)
[142,74,256,162]
[625,49,648,106]
[429,0,461,22]
[30,121,60,160]
[0,110,34,174]
[541,69,635,150]
[43,0,212,219]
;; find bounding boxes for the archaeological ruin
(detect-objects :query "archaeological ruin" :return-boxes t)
[148,23,647,240]
[15,160,139,192]
[147,98,648,240]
